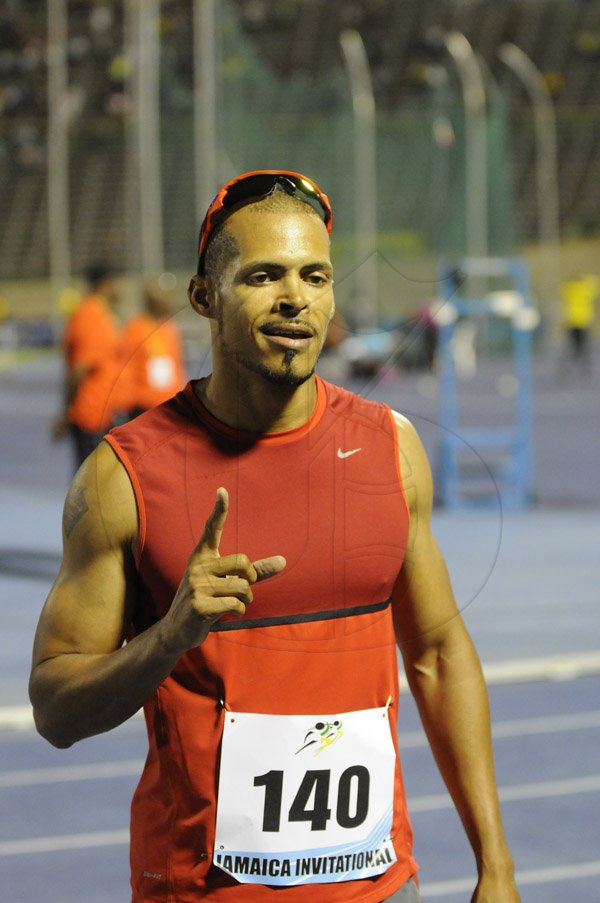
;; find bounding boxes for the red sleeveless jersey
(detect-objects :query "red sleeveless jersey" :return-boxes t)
[106,377,417,902]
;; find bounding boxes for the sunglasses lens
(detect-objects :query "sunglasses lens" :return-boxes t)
[221,174,287,209]
[222,174,327,221]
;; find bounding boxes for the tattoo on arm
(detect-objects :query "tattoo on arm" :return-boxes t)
[64,485,90,537]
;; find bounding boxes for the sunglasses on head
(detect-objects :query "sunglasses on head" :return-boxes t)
[196,169,333,274]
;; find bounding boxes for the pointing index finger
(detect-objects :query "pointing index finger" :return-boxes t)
[198,487,228,553]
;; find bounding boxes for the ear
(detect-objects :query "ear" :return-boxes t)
[188,274,214,319]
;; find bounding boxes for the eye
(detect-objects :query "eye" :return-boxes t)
[304,271,330,286]
[245,271,273,285]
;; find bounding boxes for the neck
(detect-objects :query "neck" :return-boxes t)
[195,368,318,434]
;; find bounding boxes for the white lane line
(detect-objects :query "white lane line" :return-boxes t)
[0,829,130,856]
[399,709,600,748]
[4,765,597,806]
[0,706,144,731]
[481,651,600,684]
[0,707,35,730]
[1,714,599,787]
[398,650,600,691]
[491,710,600,738]
[422,859,600,897]
[2,651,600,731]
[0,759,143,788]
[410,774,600,813]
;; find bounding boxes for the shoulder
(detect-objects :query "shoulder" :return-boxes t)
[389,410,433,517]
[123,316,150,340]
[62,440,138,551]
[390,409,423,451]
[65,302,87,334]
[77,296,103,319]
[110,388,191,446]
[66,297,106,336]
[105,388,197,494]
[320,378,391,424]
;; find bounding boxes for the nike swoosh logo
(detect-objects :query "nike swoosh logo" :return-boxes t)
[337,447,362,459]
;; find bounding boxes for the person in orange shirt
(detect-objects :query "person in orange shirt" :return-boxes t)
[120,286,186,419]
[53,263,122,470]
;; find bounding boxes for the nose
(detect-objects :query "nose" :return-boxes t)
[275,272,308,315]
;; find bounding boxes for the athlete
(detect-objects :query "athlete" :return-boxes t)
[30,171,519,902]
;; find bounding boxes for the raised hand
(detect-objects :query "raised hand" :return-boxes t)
[161,487,286,653]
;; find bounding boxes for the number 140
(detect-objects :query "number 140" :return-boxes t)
[253,766,370,832]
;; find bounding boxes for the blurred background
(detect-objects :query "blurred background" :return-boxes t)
[1,3,599,901]
[1,0,599,507]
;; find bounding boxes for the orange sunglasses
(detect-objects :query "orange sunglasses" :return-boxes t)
[196,169,333,274]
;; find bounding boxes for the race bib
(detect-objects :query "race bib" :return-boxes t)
[214,705,397,886]
[146,355,175,388]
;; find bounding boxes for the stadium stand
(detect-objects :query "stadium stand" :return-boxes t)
[1,0,600,278]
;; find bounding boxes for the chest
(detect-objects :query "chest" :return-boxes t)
[137,414,408,621]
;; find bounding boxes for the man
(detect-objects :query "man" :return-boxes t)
[119,284,187,419]
[560,272,598,378]
[53,262,123,470]
[30,171,519,902]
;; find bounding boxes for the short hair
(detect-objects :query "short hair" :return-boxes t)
[203,190,326,283]
[203,224,240,284]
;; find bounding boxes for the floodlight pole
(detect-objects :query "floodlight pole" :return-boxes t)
[47,0,71,312]
[443,32,488,267]
[498,43,561,328]
[193,0,219,226]
[339,29,378,331]
[129,0,164,276]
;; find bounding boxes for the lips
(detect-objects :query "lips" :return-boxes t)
[259,322,315,350]
[259,323,315,339]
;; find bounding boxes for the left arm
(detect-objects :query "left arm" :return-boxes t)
[391,412,519,902]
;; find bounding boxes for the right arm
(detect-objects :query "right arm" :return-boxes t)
[29,441,285,748]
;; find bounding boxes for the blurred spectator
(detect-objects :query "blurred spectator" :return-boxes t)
[13,121,45,169]
[53,262,123,471]
[119,284,186,419]
[560,272,598,378]
[104,53,131,116]
[394,304,439,372]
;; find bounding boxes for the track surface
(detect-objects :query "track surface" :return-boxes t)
[1,346,599,901]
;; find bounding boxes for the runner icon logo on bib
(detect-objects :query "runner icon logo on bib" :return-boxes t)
[214,705,397,886]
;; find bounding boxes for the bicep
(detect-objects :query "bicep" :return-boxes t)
[32,444,138,667]
[391,412,464,655]
[33,546,136,666]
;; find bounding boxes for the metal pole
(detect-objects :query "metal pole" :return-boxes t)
[427,64,453,256]
[339,29,378,331]
[194,0,219,224]
[498,43,561,329]
[436,302,460,508]
[135,0,164,275]
[124,0,139,275]
[46,0,71,313]
[443,32,488,269]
